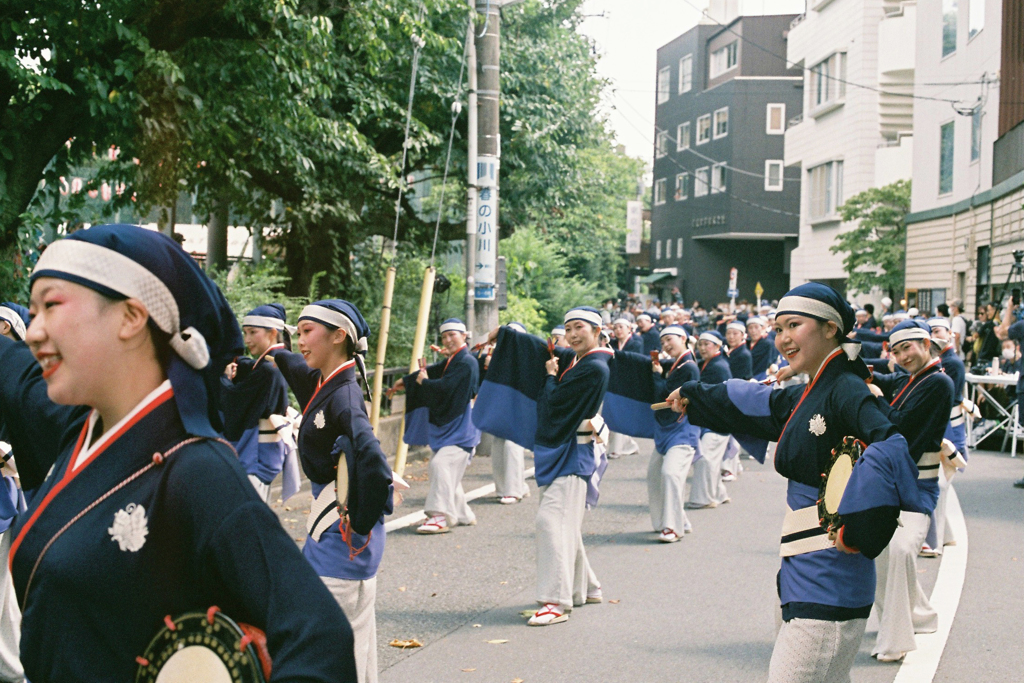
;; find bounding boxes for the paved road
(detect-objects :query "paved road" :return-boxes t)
[270,443,1023,682]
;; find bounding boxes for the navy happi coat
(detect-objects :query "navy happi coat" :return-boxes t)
[270,351,393,580]
[10,384,355,682]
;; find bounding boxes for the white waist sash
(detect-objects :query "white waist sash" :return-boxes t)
[780,505,834,557]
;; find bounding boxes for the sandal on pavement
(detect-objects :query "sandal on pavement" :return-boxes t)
[875,652,906,663]
[528,603,568,626]
[658,528,681,543]
[685,501,717,510]
[585,588,603,604]
[499,496,521,505]
[416,515,450,534]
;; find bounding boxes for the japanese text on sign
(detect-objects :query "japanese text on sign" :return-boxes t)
[474,155,500,300]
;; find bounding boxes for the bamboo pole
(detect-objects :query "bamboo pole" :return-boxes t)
[394,266,436,476]
[370,265,397,434]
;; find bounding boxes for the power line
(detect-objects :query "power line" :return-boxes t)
[678,0,969,108]
[611,99,801,218]
[612,90,801,182]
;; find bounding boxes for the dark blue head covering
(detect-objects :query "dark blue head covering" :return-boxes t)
[1009,320,1024,343]
[298,299,371,385]
[698,330,725,346]
[0,302,30,341]
[31,224,243,437]
[439,318,468,334]
[889,319,932,347]
[242,303,288,330]
[778,282,867,378]
[776,283,856,335]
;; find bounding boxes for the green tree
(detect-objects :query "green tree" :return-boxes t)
[830,179,911,299]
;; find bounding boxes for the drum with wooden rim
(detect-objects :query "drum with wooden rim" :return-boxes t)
[817,436,865,534]
[135,607,270,683]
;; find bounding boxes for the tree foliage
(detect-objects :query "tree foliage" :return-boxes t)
[830,179,911,298]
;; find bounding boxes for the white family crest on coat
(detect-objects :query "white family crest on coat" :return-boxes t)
[108,503,149,552]
[314,410,326,430]
[808,414,827,437]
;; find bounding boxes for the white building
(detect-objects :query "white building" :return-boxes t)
[903,0,1022,316]
[784,0,917,298]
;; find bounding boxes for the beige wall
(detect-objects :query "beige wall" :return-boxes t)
[905,184,1024,315]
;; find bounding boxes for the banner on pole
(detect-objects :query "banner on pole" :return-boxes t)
[474,155,500,300]
[625,200,643,254]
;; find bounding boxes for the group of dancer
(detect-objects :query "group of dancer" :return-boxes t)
[0,222,966,683]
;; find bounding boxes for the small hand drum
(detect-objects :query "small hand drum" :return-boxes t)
[135,608,269,683]
[817,436,864,533]
[336,450,349,510]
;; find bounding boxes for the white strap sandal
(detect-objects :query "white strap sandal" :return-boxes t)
[528,603,568,626]
[416,515,450,534]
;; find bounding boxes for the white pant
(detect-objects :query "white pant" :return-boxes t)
[925,475,955,553]
[491,437,528,499]
[607,431,638,457]
[247,474,272,504]
[647,445,694,533]
[536,475,600,610]
[873,511,937,657]
[768,617,867,683]
[321,576,377,683]
[689,432,729,506]
[722,436,743,475]
[0,531,23,683]
[425,446,476,526]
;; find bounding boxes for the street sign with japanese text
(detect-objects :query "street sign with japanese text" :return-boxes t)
[625,200,642,254]
[474,154,500,300]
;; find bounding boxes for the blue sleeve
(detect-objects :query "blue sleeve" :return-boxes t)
[268,348,319,409]
[679,380,802,441]
[340,396,393,535]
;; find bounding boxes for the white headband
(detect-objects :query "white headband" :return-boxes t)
[612,318,632,327]
[776,295,844,331]
[506,323,526,334]
[34,239,209,369]
[699,332,723,346]
[0,307,26,341]
[551,327,565,336]
[726,322,746,333]
[889,327,931,346]
[927,318,950,330]
[440,320,468,334]
[243,315,285,331]
[299,304,368,353]
[746,316,766,327]
[564,309,602,327]
[660,325,686,338]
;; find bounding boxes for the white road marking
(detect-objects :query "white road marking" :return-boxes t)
[892,485,969,683]
[384,467,536,533]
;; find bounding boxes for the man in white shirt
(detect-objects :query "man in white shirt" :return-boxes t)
[949,299,967,359]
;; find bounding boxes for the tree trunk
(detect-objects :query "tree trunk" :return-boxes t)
[206,193,229,273]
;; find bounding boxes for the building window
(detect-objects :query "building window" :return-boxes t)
[713,107,729,139]
[655,239,662,261]
[694,167,709,197]
[968,0,984,39]
[677,122,691,151]
[675,172,689,201]
[971,109,981,162]
[696,114,711,145]
[766,104,786,134]
[808,161,844,219]
[657,66,671,104]
[942,0,958,57]
[710,41,738,78]
[810,52,846,110]
[654,178,667,205]
[939,121,955,194]
[765,160,784,191]
[678,54,693,93]
[656,130,669,158]
[711,163,726,194]
[677,238,684,260]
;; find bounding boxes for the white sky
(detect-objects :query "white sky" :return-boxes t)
[578,0,807,162]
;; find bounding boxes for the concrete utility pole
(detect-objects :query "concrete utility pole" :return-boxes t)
[464,14,478,337]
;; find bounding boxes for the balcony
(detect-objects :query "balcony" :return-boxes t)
[877,2,915,139]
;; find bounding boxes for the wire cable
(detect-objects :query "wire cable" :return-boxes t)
[612,90,801,182]
[678,0,966,107]
[612,100,801,218]
[430,15,472,266]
